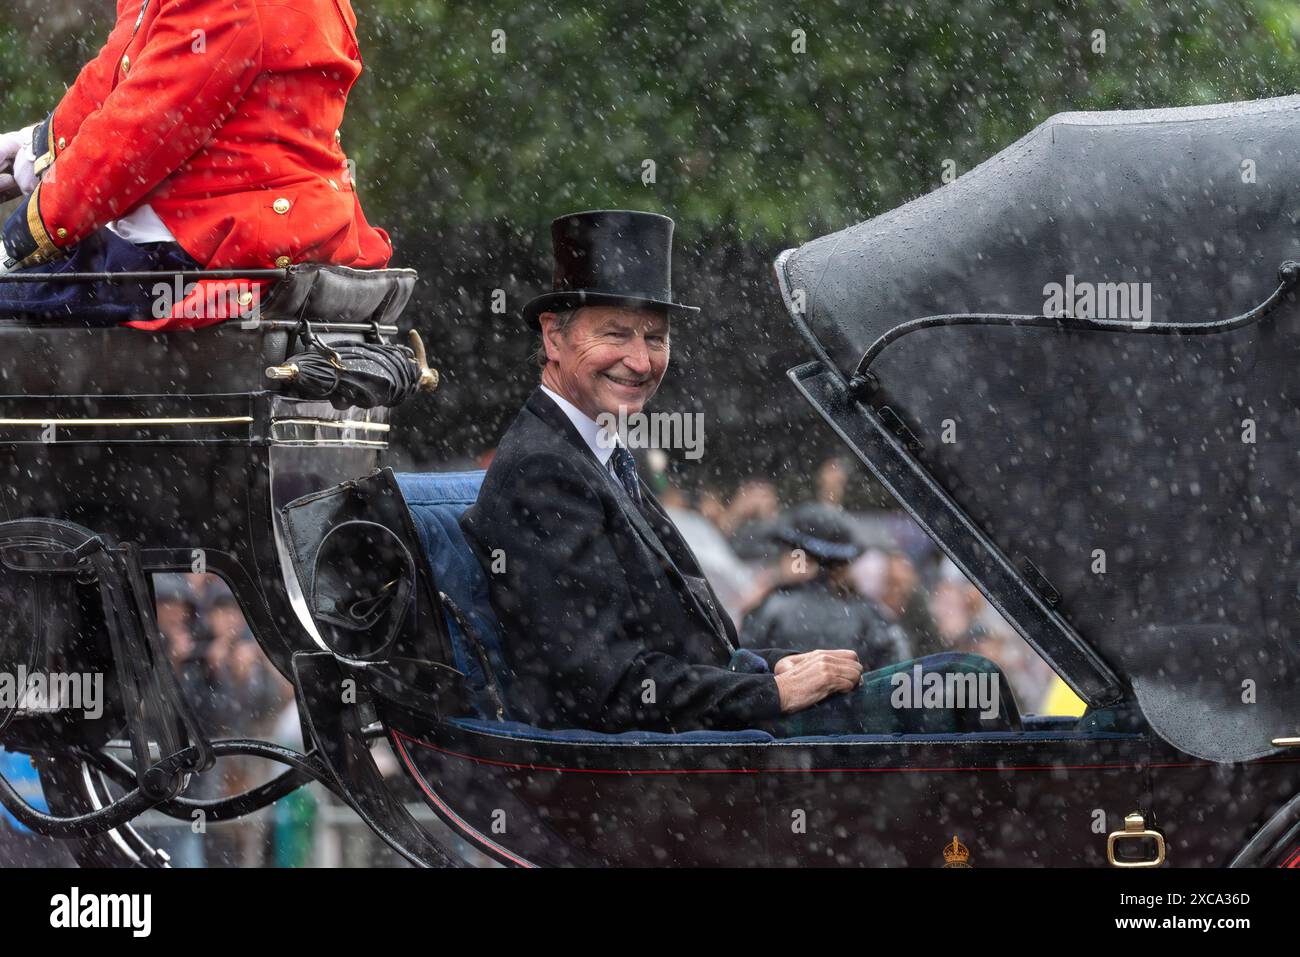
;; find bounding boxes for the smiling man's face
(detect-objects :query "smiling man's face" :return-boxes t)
[540,305,670,419]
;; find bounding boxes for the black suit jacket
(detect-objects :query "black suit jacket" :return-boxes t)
[460,388,787,732]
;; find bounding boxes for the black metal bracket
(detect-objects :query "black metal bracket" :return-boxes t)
[1020,556,1062,607]
[291,650,463,867]
[875,405,924,454]
[0,518,214,835]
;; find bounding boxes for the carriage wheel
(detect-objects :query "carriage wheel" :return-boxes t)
[33,752,170,868]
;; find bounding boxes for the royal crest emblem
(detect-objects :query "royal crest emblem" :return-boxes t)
[943,835,972,868]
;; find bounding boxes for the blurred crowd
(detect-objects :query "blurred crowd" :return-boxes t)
[144,573,308,867]
[655,456,1083,717]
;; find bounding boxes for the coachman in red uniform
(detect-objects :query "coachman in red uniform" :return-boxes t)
[0,0,393,329]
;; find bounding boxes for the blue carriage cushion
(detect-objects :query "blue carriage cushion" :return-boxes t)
[395,470,512,720]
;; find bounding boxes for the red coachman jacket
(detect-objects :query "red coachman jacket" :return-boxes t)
[2,0,393,329]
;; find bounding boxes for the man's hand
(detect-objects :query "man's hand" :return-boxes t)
[774,649,863,714]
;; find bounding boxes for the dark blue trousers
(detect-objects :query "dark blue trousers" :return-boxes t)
[0,228,200,326]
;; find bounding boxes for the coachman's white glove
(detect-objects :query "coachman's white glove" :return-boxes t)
[0,125,38,198]
[13,125,39,194]
[0,128,25,196]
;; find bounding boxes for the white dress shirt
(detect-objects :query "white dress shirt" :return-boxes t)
[539,385,620,478]
[105,203,177,244]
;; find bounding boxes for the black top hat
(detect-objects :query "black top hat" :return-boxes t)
[522,209,700,329]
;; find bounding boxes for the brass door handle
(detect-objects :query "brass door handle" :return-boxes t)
[1107,812,1166,868]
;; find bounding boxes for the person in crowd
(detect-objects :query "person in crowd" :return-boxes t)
[203,588,292,865]
[741,506,910,670]
[695,486,728,529]
[715,480,781,537]
[930,566,990,654]
[815,456,850,508]
[876,550,945,657]
[660,483,767,626]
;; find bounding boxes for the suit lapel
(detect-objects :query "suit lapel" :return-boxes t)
[527,388,734,653]
[614,482,736,653]
[529,390,680,569]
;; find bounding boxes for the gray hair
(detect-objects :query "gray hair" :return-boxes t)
[532,308,580,369]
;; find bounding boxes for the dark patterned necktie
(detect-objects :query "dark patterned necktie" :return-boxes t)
[610,444,643,506]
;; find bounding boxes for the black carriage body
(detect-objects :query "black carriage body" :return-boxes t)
[360,464,1289,869]
[759,96,1300,865]
[388,718,1298,867]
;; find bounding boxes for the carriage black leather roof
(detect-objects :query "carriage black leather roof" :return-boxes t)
[779,95,1300,379]
[778,95,1300,763]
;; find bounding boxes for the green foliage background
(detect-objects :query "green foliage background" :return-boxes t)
[350,0,1299,243]
[7,1,1295,243]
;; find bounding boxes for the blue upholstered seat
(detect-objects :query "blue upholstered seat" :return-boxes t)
[395,470,511,719]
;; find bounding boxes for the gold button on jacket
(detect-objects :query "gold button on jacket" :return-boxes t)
[272,197,290,214]
[275,255,292,268]
[121,55,130,74]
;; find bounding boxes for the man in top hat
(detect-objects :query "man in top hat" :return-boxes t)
[461,210,1017,735]
[0,0,391,328]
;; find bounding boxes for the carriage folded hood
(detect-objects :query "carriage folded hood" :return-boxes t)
[777,95,1300,764]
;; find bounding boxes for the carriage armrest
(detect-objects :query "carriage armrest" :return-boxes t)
[259,264,418,326]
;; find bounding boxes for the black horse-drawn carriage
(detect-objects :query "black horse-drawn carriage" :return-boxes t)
[2,96,1299,868]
